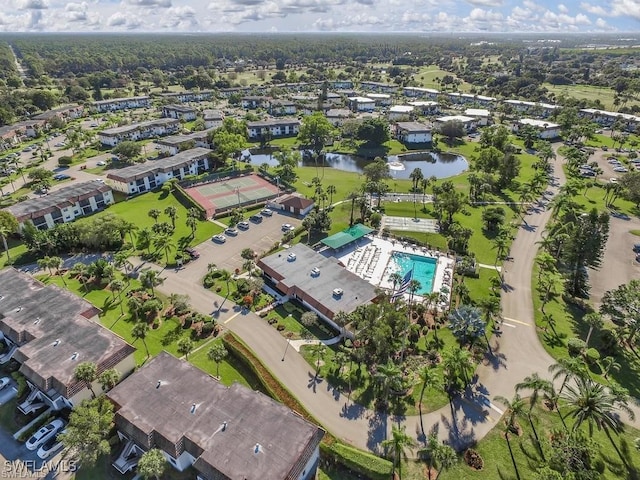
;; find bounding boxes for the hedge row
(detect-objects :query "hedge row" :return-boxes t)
[321,443,393,480]
[172,183,207,220]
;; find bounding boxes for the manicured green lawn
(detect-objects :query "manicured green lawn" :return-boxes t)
[543,83,640,110]
[431,404,640,480]
[77,190,223,259]
[263,302,337,340]
[39,273,207,366]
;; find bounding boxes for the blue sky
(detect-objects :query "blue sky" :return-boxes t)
[1,0,638,33]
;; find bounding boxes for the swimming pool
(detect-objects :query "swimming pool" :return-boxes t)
[386,251,436,295]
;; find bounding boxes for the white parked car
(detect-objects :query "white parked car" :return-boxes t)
[281,223,295,232]
[224,228,238,237]
[36,431,65,459]
[613,167,628,173]
[0,376,10,390]
[96,161,106,166]
[260,208,273,217]
[25,419,65,451]
[237,221,250,230]
[212,234,226,244]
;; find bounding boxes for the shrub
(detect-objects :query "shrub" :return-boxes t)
[58,156,72,166]
[276,323,285,331]
[567,338,587,356]
[464,449,484,470]
[203,274,215,289]
[585,347,600,364]
[599,329,618,356]
[321,443,392,480]
[201,322,215,337]
[11,371,27,399]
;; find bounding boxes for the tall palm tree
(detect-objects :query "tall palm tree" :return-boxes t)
[433,444,457,480]
[207,343,228,378]
[549,357,588,397]
[163,205,178,229]
[583,312,603,347]
[140,269,163,297]
[515,373,553,460]
[382,425,416,480]
[132,322,150,359]
[148,208,161,223]
[74,362,98,398]
[153,234,174,265]
[494,394,526,480]
[326,184,337,206]
[136,227,153,254]
[562,376,635,465]
[417,366,441,440]
[186,216,197,238]
[119,220,138,246]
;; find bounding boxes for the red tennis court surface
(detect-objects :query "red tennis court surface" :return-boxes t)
[184,173,279,217]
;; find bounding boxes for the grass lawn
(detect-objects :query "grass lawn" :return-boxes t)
[39,273,207,366]
[411,65,473,92]
[76,190,223,259]
[544,83,640,111]
[263,302,337,340]
[0,398,19,433]
[429,404,640,480]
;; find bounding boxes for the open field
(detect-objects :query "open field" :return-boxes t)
[543,83,640,110]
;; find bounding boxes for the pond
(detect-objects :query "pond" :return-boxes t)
[241,149,468,180]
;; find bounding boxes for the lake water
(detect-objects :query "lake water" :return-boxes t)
[241,149,468,180]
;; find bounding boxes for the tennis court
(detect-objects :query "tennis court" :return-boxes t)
[184,174,280,217]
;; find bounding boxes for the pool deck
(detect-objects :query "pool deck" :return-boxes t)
[329,236,455,307]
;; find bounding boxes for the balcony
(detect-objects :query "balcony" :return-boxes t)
[113,438,143,474]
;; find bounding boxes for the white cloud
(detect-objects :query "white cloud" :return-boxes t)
[107,12,127,26]
[580,2,608,16]
[557,4,568,13]
[18,0,48,9]
[465,0,503,6]
[125,0,172,8]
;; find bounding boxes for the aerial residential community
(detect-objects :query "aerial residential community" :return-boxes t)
[0,27,639,480]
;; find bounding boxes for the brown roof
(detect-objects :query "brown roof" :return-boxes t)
[0,268,134,399]
[277,194,314,210]
[107,352,324,480]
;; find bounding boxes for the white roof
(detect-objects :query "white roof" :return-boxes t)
[389,105,414,113]
[465,108,490,117]
[519,118,560,129]
[366,93,391,99]
[436,115,476,123]
[348,96,375,103]
[408,101,439,107]
[404,87,440,94]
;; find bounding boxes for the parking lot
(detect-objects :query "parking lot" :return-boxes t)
[180,211,301,280]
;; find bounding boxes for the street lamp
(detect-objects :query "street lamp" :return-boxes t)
[235,186,241,209]
[281,338,291,361]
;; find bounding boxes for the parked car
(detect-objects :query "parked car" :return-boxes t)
[613,167,628,173]
[54,142,66,148]
[633,244,640,253]
[260,208,273,217]
[224,227,239,237]
[237,221,250,230]
[281,223,295,232]
[36,431,65,459]
[25,419,65,451]
[184,247,200,260]
[96,161,106,166]
[580,170,596,177]
[610,178,618,184]
[53,174,71,181]
[0,376,10,390]
[212,235,226,244]
[249,214,263,223]
[22,147,32,152]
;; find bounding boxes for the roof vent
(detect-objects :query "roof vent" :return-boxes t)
[0,295,4,301]
[222,421,228,431]
[254,443,262,454]
[156,380,161,389]
[15,306,22,312]
[287,253,296,262]
[190,403,197,414]
[34,317,41,325]
[53,339,60,347]
[71,352,78,360]
[310,267,320,276]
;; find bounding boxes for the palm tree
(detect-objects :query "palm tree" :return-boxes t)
[417,366,441,439]
[333,310,351,338]
[139,269,163,296]
[207,343,228,378]
[433,444,457,480]
[382,425,416,480]
[153,234,174,265]
[136,227,153,254]
[148,208,161,223]
[309,343,326,376]
[548,357,588,397]
[132,322,151,359]
[98,368,120,392]
[326,184,337,206]
[186,216,197,238]
[375,361,403,407]
[70,262,90,292]
[113,250,133,276]
[494,394,526,480]
[74,362,98,399]
[119,220,138,246]
[442,347,473,391]
[242,259,254,277]
[515,373,552,460]
[163,205,178,229]
[562,376,635,465]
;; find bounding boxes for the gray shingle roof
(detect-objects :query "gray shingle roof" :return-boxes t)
[107,352,324,480]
